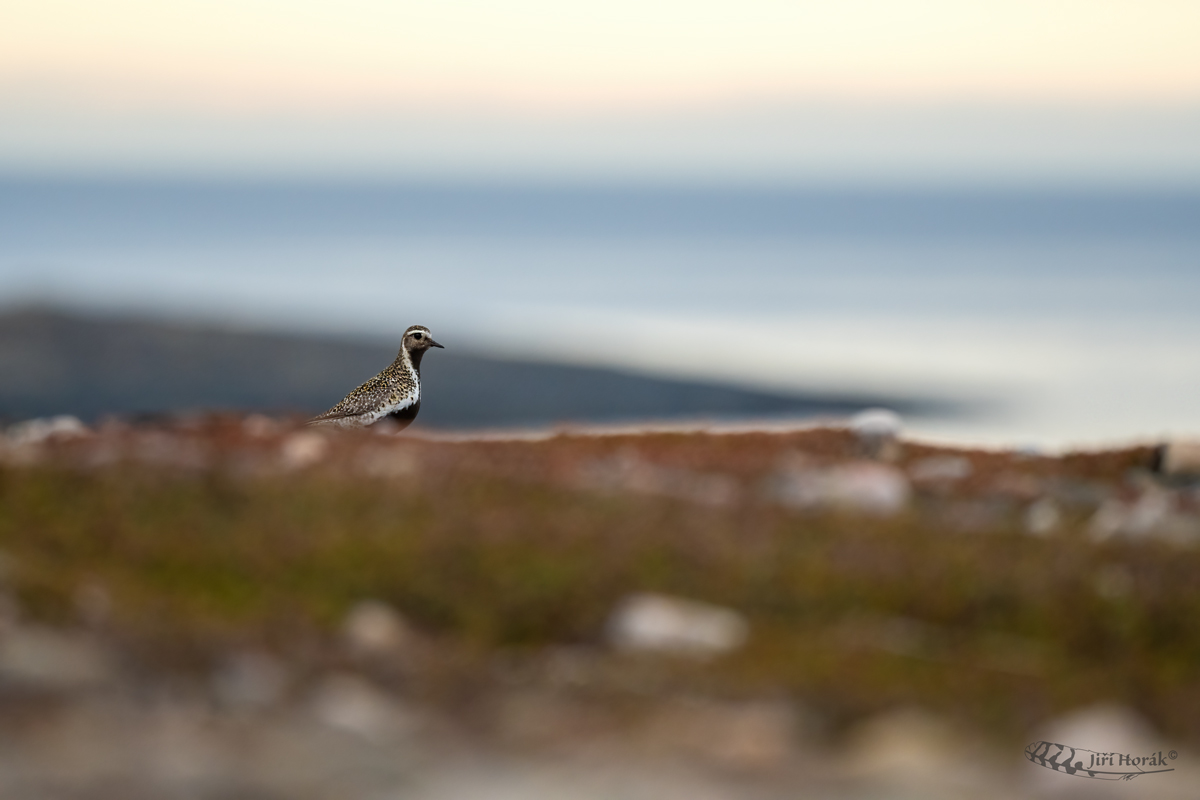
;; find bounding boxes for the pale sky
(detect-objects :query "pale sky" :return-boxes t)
[2,1,1198,179]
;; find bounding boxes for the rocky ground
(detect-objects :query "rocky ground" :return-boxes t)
[1,414,1198,799]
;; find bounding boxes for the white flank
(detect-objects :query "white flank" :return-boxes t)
[309,344,422,429]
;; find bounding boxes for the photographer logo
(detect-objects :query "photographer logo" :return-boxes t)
[1026,741,1177,781]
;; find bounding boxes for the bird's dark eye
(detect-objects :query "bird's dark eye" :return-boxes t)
[413,332,423,339]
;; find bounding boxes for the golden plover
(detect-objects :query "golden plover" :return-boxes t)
[308,325,444,430]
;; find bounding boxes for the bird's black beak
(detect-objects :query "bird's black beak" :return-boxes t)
[429,339,445,349]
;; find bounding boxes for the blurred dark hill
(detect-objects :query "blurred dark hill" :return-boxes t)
[0,308,947,428]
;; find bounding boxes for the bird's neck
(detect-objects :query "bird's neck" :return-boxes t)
[400,346,425,376]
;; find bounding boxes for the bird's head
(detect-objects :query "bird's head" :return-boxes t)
[403,325,444,354]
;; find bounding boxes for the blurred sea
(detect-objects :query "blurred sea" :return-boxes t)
[2,178,1198,447]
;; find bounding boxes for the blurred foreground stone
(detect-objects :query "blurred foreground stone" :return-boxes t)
[1088,486,1200,545]
[0,621,1195,799]
[0,626,114,691]
[0,415,1197,798]
[1029,705,1197,798]
[607,593,749,657]
[1159,439,1200,478]
[850,408,903,460]
[4,415,88,447]
[342,600,412,659]
[773,460,911,516]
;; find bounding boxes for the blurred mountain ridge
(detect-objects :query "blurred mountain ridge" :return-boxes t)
[0,307,952,428]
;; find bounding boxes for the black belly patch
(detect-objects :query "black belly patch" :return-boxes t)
[383,400,420,430]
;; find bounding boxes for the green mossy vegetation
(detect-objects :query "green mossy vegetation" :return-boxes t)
[0,429,1196,742]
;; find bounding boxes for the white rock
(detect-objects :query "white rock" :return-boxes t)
[311,673,414,741]
[5,415,88,446]
[1029,704,1173,793]
[774,462,911,516]
[241,414,278,438]
[1158,439,1200,477]
[341,600,410,657]
[1025,498,1061,537]
[845,710,1006,796]
[1124,490,1175,534]
[846,707,1010,793]
[0,626,114,690]
[1088,489,1200,545]
[851,408,903,459]
[908,455,973,484]
[846,707,966,780]
[606,593,748,657]
[1088,500,1127,541]
[1035,704,1159,755]
[851,408,902,439]
[279,432,329,470]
